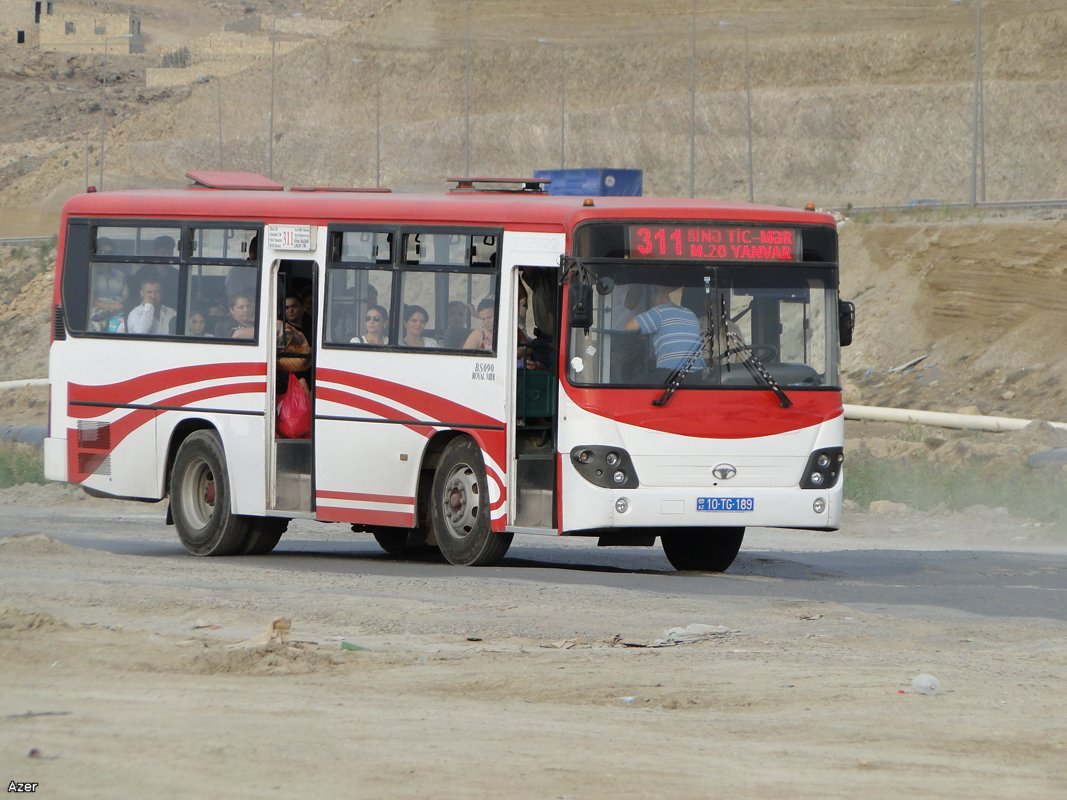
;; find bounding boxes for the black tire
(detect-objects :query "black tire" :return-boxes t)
[370,528,410,556]
[170,430,250,556]
[241,517,288,555]
[661,527,745,572]
[430,437,512,566]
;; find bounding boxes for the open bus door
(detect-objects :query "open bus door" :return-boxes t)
[511,266,559,529]
[269,257,318,513]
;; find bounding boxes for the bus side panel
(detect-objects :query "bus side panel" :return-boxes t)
[314,359,509,529]
[313,417,421,527]
[48,339,268,506]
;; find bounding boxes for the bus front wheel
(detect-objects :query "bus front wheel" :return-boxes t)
[660,527,745,572]
[171,430,250,556]
[430,437,512,566]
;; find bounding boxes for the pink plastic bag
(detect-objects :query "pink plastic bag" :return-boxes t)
[276,373,311,439]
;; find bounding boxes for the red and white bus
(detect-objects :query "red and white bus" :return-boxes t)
[45,171,854,571]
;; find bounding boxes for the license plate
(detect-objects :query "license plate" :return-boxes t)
[696,497,754,512]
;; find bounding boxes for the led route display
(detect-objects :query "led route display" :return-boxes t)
[628,224,802,262]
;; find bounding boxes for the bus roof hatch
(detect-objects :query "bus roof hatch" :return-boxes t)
[448,176,550,194]
[185,171,285,191]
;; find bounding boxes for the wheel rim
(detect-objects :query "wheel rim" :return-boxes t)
[181,456,216,530]
[440,462,480,539]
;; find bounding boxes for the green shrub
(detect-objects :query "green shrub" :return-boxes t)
[0,443,45,488]
[845,452,1067,522]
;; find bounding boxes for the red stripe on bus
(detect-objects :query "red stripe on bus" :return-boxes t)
[561,384,842,439]
[317,367,501,429]
[66,381,266,482]
[315,386,442,436]
[316,506,415,527]
[69,381,267,419]
[315,384,509,492]
[316,489,414,506]
[68,363,267,408]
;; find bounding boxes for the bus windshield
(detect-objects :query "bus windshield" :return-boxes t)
[566,262,839,390]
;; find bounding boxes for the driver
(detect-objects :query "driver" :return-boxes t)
[623,285,705,370]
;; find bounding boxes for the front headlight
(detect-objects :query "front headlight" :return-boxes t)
[800,447,843,489]
[570,446,640,489]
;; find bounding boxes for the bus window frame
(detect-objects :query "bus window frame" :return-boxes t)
[62,218,263,344]
[322,224,502,354]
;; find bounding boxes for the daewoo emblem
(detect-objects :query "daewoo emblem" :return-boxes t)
[712,464,737,480]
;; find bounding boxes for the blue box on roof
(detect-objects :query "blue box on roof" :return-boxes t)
[533,168,643,197]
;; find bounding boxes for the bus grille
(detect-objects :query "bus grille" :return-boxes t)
[77,421,111,450]
[77,452,111,476]
[53,305,66,340]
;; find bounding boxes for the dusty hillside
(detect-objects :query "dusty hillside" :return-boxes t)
[2,0,1067,224]
[841,208,1067,423]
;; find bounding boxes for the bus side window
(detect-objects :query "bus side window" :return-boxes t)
[88,262,132,333]
[325,268,391,344]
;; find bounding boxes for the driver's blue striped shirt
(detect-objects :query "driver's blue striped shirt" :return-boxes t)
[633,304,705,369]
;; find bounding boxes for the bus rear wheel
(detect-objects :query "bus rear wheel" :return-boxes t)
[660,527,745,572]
[430,437,512,566]
[171,430,250,556]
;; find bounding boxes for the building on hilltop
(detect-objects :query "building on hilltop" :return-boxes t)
[35,1,143,54]
[1,0,44,45]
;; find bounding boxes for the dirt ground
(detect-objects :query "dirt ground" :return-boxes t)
[0,486,1065,799]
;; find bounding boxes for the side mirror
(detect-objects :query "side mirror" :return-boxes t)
[839,300,855,347]
[569,284,593,329]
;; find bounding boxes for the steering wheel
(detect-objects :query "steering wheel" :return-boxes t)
[747,344,778,362]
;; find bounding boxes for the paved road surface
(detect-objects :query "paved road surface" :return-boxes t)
[1,502,1063,622]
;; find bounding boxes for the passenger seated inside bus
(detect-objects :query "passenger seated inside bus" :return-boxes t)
[351,305,389,345]
[186,308,210,337]
[283,291,313,345]
[215,292,256,339]
[463,298,495,351]
[89,255,128,332]
[400,304,439,348]
[152,235,176,257]
[442,300,473,348]
[126,270,177,336]
[332,283,380,343]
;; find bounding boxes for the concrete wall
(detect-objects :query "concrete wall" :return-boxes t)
[39,10,140,54]
[144,22,335,89]
[1,0,39,46]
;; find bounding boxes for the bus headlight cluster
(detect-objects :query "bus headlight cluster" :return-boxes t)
[800,447,843,489]
[570,446,639,489]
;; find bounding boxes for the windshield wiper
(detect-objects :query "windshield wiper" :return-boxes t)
[652,329,711,407]
[653,276,712,407]
[718,293,793,409]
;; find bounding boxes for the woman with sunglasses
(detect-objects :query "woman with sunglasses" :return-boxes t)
[351,305,390,345]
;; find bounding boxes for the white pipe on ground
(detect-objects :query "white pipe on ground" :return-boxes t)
[844,403,1067,432]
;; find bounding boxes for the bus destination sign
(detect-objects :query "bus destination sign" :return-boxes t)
[628,224,801,262]
[266,224,315,252]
